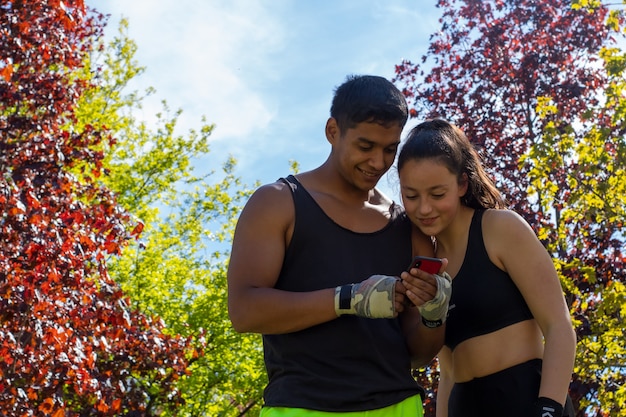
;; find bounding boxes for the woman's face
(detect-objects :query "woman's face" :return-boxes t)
[399,157,467,236]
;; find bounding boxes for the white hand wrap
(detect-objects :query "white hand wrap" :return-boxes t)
[418,272,452,328]
[334,275,398,318]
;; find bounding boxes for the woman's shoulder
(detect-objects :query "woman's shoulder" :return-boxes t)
[482,209,537,248]
[482,208,528,228]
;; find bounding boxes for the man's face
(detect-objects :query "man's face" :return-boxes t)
[329,119,403,191]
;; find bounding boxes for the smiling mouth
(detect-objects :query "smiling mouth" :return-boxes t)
[358,168,380,178]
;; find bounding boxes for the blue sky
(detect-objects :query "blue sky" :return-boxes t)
[89,1,441,198]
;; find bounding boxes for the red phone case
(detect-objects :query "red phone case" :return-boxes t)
[407,256,442,274]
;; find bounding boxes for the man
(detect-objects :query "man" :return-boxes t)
[227,74,448,417]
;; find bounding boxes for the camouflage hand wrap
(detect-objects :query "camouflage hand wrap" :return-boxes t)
[334,275,398,318]
[418,271,452,328]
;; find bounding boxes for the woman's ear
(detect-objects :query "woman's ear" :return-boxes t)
[459,172,469,197]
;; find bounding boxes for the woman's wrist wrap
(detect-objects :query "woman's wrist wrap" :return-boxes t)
[334,275,398,318]
[418,271,452,328]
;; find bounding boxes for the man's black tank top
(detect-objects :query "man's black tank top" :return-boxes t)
[262,175,421,411]
[444,209,534,350]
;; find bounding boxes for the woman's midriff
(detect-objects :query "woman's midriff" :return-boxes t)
[451,319,544,382]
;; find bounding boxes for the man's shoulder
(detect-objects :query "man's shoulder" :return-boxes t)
[253,177,295,195]
[243,178,295,213]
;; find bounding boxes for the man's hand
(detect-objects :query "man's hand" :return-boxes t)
[334,275,401,318]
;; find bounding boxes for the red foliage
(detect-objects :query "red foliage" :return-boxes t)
[1,1,194,415]
[395,0,613,213]
[395,1,625,415]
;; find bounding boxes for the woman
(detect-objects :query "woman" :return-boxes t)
[397,119,576,417]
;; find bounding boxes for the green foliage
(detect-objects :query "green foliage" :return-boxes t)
[75,19,266,416]
[528,12,626,412]
[289,159,301,174]
[571,0,604,10]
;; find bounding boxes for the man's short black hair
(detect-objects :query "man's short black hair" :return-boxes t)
[330,74,408,132]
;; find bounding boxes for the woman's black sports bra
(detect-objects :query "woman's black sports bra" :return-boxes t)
[444,210,534,351]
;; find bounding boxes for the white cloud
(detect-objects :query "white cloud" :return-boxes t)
[91,0,440,189]
[100,0,285,142]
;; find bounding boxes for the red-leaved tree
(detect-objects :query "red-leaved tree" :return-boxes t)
[394,1,626,416]
[1,1,194,415]
[396,0,611,215]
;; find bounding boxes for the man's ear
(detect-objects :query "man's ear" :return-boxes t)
[325,117,340,144]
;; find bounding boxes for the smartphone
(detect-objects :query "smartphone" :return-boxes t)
[406,256,443,274]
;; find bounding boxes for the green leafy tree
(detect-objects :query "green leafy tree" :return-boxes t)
[74,18,266,416]
[0,1,193,415]
[394,1,625,415]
